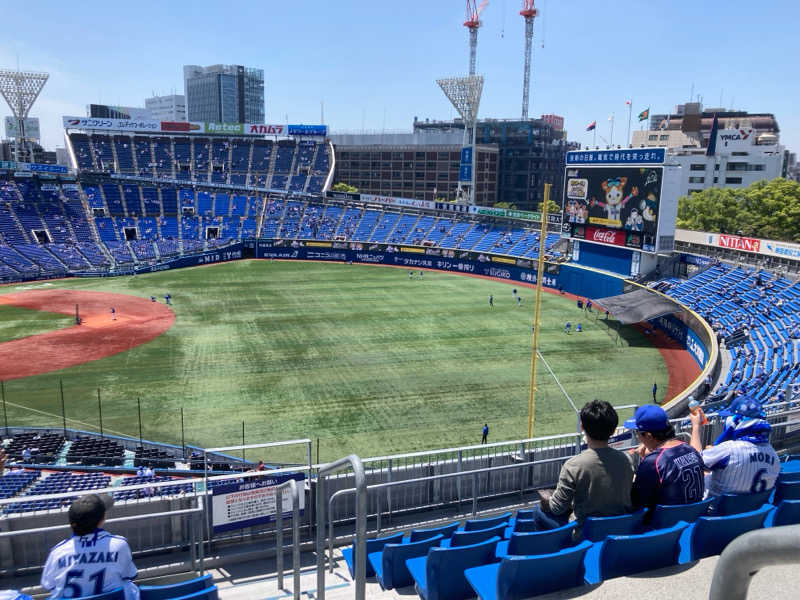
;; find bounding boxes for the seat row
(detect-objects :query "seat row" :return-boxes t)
[69,573,218,600]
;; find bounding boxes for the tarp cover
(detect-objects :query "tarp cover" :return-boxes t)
[592,288,679,325]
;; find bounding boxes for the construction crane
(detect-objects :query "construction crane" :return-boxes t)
[464,0,489,75]
[520,0,538,120]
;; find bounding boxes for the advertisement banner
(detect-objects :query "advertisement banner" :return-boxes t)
[211,472,305,534]
[360,193,436,211]
[325,190,361,202]
[135,246,243,274]
[161,121,203,133]
[287,124,327,136]
[566,148,665,165]
[1,160,68,174]
[4,117,40,140]
[717,234,760,252]
[247,123,287,135]
[564,165,662,252]
[63,116,161,132]
[571,224,644,250]
[649,314,708,367]
[204,122,244,135]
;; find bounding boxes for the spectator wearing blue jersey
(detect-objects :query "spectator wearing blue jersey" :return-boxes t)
[689,398,779,499]
[626,405,704,511]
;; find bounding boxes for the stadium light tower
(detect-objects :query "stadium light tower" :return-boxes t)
[464,0,488,76]
[0,68,49,162]
[520,0,538,120]
[437,75,484,205]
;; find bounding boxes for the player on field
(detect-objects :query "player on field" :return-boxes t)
[564,321,571,334]
[489,295,493,307]
[409,271,413,280]
[517,296,522,307]
[419,270,423,279]
[690,398,780,502]
[41,494,139,600]
[110,307,116,321]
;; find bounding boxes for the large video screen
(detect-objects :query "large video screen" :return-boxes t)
[564,166,663,252]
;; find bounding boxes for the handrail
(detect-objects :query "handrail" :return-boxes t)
[316,454,366,600]
[275,477,301,600]
[709,525,800,600]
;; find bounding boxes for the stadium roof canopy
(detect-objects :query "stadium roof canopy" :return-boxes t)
[593,288,680,325]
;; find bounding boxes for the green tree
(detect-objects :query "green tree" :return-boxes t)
[331,182,359,193]
[535,199,561,215]
[494,202,516,209]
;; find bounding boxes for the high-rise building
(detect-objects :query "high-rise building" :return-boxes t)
[145,94,186,121]
[87,104,151,120]
[183,64,264,123]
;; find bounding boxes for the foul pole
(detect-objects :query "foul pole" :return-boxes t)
[527,183,550,438]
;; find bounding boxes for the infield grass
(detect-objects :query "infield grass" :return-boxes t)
[0,261,668,461]
[0,304,74,344]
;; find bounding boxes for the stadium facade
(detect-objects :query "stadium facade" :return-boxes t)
[183,64,265,124]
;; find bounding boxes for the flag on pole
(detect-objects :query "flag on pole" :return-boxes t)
[625,99,632,106]
[586,121,596,131]
[638,107,650,121]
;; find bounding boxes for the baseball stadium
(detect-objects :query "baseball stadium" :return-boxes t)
[1,3,800,600]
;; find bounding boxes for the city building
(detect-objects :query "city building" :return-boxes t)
[0,140,56,164]
[145,94,186,121]
[331,129,499,205]
[86,104,151,120]
[413,117,576,211]
[183,64,264,123]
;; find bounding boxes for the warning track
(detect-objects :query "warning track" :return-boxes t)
[0,289,174,380]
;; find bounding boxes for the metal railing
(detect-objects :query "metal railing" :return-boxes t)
[275,477,301,600]
[315,455,366,600]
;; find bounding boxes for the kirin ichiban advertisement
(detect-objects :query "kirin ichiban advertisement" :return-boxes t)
[211,472,305,533]
[564,166,662,252]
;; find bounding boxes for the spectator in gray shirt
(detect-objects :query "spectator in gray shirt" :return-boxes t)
[529,400,634,530]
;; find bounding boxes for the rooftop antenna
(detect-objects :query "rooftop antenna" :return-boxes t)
[464,0,489,75]
[0,67,49,162]
[520,0,539,120]
[500,0,506,38]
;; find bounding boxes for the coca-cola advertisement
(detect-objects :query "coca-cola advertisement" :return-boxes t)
[572,225,644,250]
[564,165,662,246]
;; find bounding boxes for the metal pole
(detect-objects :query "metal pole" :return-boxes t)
[137,397,143,447]
[181,407,185,459]
[527,183,550,438]
[277,484,284,591]
[97,389,103,438]
[59,380,66,437]
[241,421,245,464]
[1,381,8,436]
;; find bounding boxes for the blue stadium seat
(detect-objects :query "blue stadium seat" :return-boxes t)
[679,504,771,561]
[139,574,213,600]
[581,509,647,542]
[712,489,772,515]
[463,512,512,531]
[169,586,218,600]
[75,588,124,600]
[650,498,713,529]
[406,536,500,600]
[772,480,800,505]
[496,522,578,557]
[408,521,460,542]
[341,532,404,578]
[507,518,539,533]
[368,534,444,590]
[765,500,800,527]
[514,508,536,521]
[464,540,593,600]
[583,521,688,583]
[442,522,507,548]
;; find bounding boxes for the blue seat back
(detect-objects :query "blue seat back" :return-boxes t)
[713,489,771,516]
[691,505,771,560]
[512,518,539,533]
[381,534,443,589]
[778,470,800,483]
[496,540,592,598]
[582,509,646,542]
[409,521,459,542]
[774,481,800,505]
[651,498,712,529]
[515,509,536,521]
[170,585,218,600]
[344,532,404,577]
[463,512,512,531]
[426,537,500,600]
[771,500,800,527]
[507,522,578,556]
[140,574,213,600]
[76,589,124,600]
[599,521,688,580]
[450,522,507,547]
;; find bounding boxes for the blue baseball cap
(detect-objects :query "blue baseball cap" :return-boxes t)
[624,405,670,432]
[719,397,765,419]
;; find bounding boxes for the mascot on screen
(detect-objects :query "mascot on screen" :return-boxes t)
[625,207,644,231]
[639,191,658,225]
[592,177,629,222]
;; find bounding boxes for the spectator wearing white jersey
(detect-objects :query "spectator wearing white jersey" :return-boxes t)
[690,397,780,500]
[41,494,139,600]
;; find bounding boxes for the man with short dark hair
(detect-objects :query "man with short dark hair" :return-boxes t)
[529,400,634,529]
[626,405,704,511]
[41,494,139,599]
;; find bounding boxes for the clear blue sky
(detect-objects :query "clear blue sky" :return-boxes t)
[2,0,798,155]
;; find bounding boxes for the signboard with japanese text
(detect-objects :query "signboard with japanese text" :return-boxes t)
[211,472,305,533]
[566,148,665,165]
[5,117,40,140]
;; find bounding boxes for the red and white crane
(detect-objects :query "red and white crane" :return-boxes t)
[464,0,489,75]
[519,0,538,119]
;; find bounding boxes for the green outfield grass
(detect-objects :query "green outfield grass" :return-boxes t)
[0,261,668,461]
[0,304,73,344]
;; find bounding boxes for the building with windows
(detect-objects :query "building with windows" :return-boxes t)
[86,104,152,120]
[183,64,264,123]
[145,94,186,121]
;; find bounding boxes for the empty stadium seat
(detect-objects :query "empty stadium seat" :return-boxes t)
[712,489,772,516]
[169,585,218,600]
[772,480,800,505]
[442,522,507,548]
[583,521,688,582]
[581,508,647,542]
[406,536,501,600]
[463,512,512,531]
[464,540,593,600]
[765,500,800,527]
[408,521,460,543]
[368,534,443,590]
[650,498,713,529]
[341,531,404,578]
[139,574,213,600]
[679,504,771,561]
[496,522,578,557]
